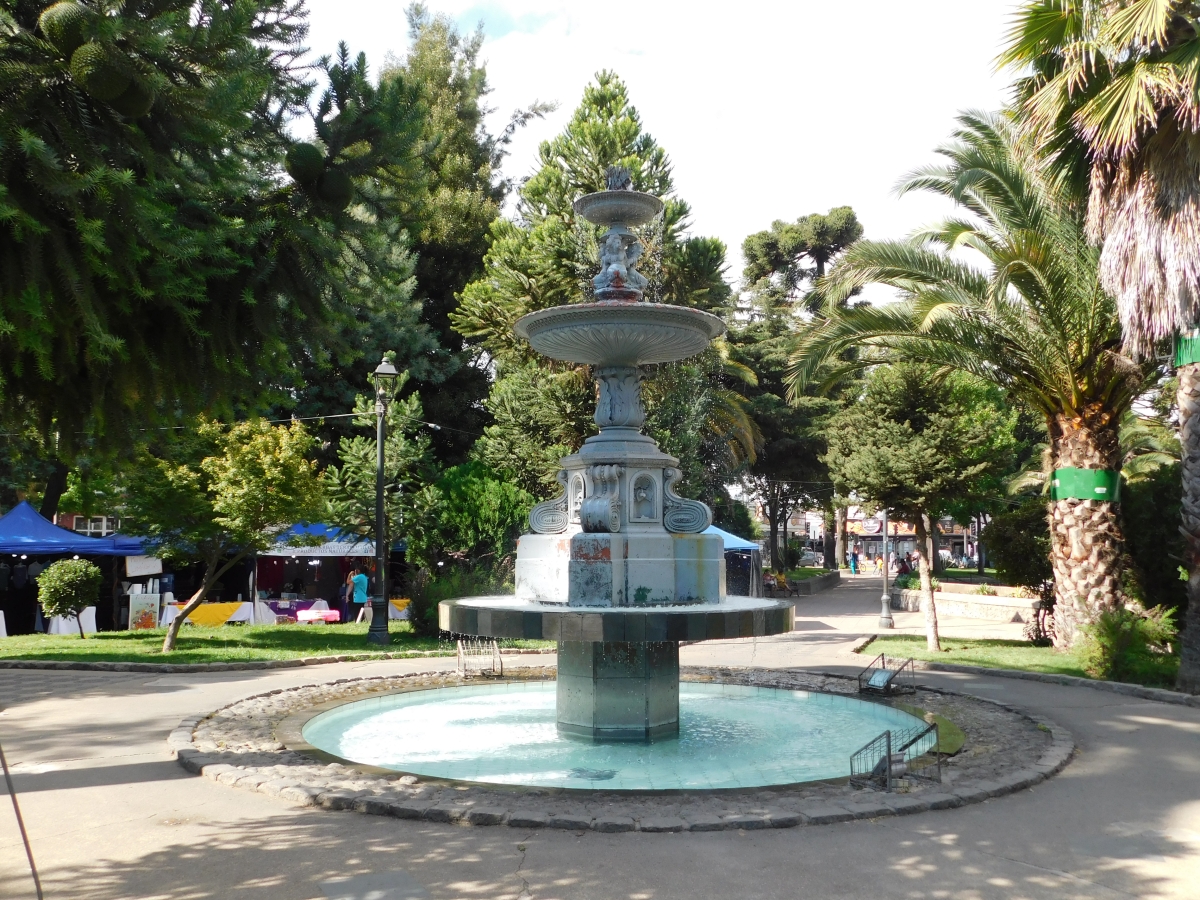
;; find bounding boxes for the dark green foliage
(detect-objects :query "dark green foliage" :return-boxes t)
[284,142,325,184]
[980,498,1053,589]
[1122,462,1187,611]
[69,40,128,100]
[712,495,759,541]
[38,1,94,56]
[109,80,154,118]
[1,3,425,457]
[1081,606,1179,687]
[37,558,103,636]
[317,168,353,209]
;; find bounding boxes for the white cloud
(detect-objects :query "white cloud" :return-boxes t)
[304,0,1020,287]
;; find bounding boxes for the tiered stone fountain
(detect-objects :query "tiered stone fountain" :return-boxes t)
[440,169,793,741]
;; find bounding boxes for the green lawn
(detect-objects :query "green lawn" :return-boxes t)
[0,622,554,665]
[862,634,1089,679]
[941,567,1000,581]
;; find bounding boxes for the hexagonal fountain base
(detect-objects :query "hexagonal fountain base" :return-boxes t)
[556,640,679,741]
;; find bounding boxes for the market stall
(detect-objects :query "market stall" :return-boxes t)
[255,524,403,623]
[0,501,145,635]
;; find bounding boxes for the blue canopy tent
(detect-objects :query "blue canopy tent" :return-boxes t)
[704,525,763,597]
[0,501,144,555]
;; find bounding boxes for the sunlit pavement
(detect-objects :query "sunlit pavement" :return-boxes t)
[1,577,1197,899]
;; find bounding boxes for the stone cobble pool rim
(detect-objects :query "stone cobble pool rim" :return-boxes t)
[167,666,1077,832]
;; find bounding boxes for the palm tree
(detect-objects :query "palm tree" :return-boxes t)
[1000,1,1200,688]
[789,112,1149,647]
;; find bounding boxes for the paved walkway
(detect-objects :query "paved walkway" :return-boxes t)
[1,578,1197,899]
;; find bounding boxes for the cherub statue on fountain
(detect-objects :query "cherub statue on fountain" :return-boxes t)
[594,230,649,300]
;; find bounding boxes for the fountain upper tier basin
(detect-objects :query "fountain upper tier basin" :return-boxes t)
[514,302,726,367]
[574,189,664,227]
[438,594,794,642]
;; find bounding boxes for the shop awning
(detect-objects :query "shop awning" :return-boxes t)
[260,522,375,557]
[0,501,145,556]
[703,525,759,552]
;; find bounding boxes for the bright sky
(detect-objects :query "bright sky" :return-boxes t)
[303,0,1021,287]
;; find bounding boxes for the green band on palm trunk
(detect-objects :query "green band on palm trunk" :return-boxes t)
[1050,467,1121,502]
[1175,335,1200,367]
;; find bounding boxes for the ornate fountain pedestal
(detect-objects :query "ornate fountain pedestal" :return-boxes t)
[440,169,793,742]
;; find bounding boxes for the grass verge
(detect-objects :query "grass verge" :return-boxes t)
[0,622,554,665]
[861,634,1089,679]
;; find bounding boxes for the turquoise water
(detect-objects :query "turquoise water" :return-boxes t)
[302,682,926,791]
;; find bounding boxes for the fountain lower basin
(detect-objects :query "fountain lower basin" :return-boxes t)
[301,680,928,790]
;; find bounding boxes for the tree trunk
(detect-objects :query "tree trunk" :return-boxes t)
[162,552,245,652]
[76,608,85,639]
[1047,408,1125,648]
[822,506,836,569]
[914,512,940,652]
[781,500,790,574]
[1177,363,1200,692]
[976,515,985,574]
[766,482,781,573]
[835,507,846,569]
[40,459,69,522]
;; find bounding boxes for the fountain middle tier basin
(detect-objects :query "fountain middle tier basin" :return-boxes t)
[514,302,725,366]
[438,594,795,642]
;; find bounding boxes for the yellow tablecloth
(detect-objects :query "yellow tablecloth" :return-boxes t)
[183,602,245,627]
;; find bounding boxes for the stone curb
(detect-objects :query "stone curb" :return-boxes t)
[0,647,550,674]
[167,668,1076,834]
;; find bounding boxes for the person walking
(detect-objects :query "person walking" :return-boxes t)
[349,567,370,623]
[849,547,859,575]
[874,555,884,575]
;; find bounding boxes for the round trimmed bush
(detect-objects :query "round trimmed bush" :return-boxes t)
[109,81,155,118]
[317,168,353,209]
[38,2,96,58]
[70,42,130,102]
[284,142,325,184]
[38,558,103,638]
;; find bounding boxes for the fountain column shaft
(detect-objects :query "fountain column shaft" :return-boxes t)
[556,640,680,741]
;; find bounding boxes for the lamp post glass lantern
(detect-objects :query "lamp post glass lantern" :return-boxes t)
[368,357,398,645]
[879,508,894,629]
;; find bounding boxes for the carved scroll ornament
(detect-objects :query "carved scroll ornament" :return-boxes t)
[662,467,712,534]
[581,464,623,533]
[529,470,569,534]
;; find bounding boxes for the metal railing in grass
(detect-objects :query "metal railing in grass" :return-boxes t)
[850,722,941,791]
[857,653,917,695]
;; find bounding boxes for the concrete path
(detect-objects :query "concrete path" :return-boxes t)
[1,578,1197,899]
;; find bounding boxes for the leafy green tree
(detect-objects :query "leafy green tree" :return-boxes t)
[981,499,1053,590]
[323,370,433,545]
[1,3,425,492]
[823,364,1017,650]
[405,461,533,574]
[453,72,753,502]
[1000,0,1200,689]
[123,419,326,652]
[791,112,1151,647]
[37,558,102,638]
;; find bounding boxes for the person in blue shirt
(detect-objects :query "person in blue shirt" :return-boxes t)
[349,567,370,622]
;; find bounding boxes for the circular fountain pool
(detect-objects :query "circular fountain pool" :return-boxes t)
[302,681,927,791]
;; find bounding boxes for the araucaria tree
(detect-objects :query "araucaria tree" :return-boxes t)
[452,71,755,503]
[823,364,1016,650]
[123,420,326,652]
[791,113,1149,647]
[1001,0,1200,687]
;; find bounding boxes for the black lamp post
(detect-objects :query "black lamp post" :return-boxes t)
[367,356,398,646]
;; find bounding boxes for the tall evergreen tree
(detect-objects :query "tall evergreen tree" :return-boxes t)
[453,71,754,501]
[1,2,426,509]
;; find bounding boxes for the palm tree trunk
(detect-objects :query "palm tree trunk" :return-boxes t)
[1176,363,1200,692]
[1047,409,1125,648]
[914,512,940,651]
